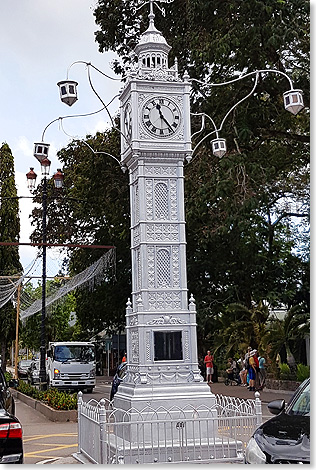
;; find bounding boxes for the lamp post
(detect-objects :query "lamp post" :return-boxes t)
[26,155,64,388]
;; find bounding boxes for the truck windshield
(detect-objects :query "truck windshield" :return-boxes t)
[54,345,95,363]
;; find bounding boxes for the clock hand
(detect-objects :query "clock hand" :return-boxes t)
[156,104,174,132]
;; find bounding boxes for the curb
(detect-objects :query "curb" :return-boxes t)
[12,389,77,422]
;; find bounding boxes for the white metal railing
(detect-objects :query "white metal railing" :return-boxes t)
[75,392,262,464]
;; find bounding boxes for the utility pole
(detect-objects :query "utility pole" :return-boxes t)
[14,284,21,379]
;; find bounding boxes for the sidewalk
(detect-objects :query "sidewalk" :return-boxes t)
[208,379,295,403]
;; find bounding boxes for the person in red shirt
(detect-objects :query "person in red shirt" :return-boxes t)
[204,350,214,384]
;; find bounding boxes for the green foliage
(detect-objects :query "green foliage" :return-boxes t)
[17,380,77,410]
[4,371,12,382]
[0,143,22,371]
[296,363,310,382]
[279,363,291,380]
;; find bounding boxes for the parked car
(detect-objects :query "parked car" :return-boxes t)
[17,360,33,379]
[245,378,310,464]
[110,362,127,401]
[0,368,16,416]
[0,368,23,464]
[27,360,40,385]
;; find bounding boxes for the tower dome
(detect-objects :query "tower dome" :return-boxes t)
[135,10,171,71]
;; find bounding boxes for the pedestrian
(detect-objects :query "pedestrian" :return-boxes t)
[258,352,266,390]
[248,350,257,391]
[121,353,127,363]
[244,346,252,386]
[252,350,260,391]
[204,350,214,384]
[239,361,248,386]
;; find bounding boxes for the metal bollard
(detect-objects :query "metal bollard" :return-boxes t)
[77,391,83,454]
[99,398,107,464]
[254,391,262,427]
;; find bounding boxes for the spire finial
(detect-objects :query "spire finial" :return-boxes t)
[136,0,174,28]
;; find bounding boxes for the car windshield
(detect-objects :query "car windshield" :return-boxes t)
[19,360,33,367]
[287,381,310,416]
[54,345,95,362]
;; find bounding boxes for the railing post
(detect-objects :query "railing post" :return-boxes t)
[77,391,83,454]
[99,398,107,464]
[254,391,262,426]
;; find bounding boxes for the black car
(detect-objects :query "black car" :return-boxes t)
[0,369,23,464]
[17,360,33,379]
[245,378,310,464]
[110,362,127,401]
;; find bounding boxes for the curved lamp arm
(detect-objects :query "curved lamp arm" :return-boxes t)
[190,68,303,159]
[191,68,295,91]
[82,141,127,174]
[61,61,132,150]
[41,107,106,142]
[66,60,121,82]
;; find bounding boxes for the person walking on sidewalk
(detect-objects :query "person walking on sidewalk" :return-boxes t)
[204,350,214,384]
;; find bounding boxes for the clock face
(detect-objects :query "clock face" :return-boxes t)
[124,103,132,140]
[141,97,181,137]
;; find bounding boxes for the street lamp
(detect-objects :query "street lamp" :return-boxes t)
[191,70,304,159]
[26,151,64,388]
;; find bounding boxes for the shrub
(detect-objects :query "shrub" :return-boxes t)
[279,363,291,380]
[17,380,77,410]
[5,371,13,383]
[296,363,310,382]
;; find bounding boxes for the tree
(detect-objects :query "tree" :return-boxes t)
[0,143,22,372]
[20,281,78,350]
[262,304,310,369]
[210,301,269,358]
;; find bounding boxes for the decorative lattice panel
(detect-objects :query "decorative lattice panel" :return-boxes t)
[154,182,169,219]
[157,249,171,287]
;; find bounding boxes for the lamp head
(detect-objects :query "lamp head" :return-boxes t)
[26,167,37,190]
[53,169,64,189]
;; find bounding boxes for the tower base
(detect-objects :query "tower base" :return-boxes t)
[112,381,218,447]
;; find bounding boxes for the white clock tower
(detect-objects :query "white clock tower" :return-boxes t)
[116,0,214,418]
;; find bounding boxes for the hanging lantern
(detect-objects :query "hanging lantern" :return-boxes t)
[40,157,51,176]
[57,80,78,106]
[211,138,227,158]
[53,169,64,189]
[34,142,50,162]
[283,89,304,115]
[26,167,37,190]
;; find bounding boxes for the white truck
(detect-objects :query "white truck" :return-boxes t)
[46,341,96,392]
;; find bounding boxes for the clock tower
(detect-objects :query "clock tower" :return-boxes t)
[117,0,214,420]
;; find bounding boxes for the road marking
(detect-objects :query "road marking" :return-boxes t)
[24,432,77,442]
[25,443,77,457]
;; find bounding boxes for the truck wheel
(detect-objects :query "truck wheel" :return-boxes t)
[87,388,93,393]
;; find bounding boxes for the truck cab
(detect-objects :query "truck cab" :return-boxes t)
[46,341,96,392]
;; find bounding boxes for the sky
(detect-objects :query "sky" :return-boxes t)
[0,0,122,280]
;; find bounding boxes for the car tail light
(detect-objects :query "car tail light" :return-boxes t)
[0,422,22,439]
